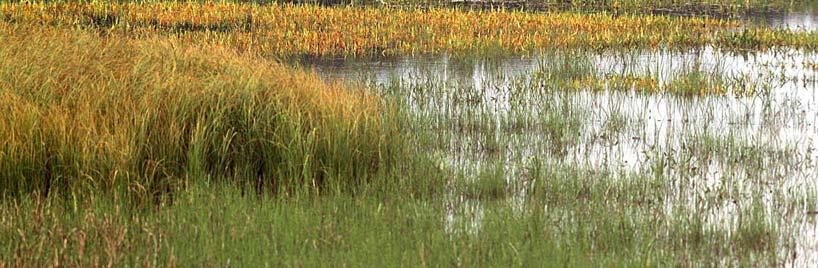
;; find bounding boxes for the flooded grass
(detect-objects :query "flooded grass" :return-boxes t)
[344,45,818,265]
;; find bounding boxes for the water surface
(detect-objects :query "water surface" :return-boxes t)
[301,13,818,265]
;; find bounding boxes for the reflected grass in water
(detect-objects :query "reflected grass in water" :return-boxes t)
[359,50,818,265]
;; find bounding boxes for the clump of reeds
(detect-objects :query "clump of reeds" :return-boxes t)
[0,22,397,202]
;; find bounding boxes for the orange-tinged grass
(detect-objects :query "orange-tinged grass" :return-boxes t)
[0,2,743,57]
[0,22,391,200]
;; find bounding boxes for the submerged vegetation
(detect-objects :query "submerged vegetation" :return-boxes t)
[2,0,818,267]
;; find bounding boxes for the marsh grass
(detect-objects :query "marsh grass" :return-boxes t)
[458,161,509,200]
[0,22,403,202]
[1,79,812,266]
[362,51,818,264]
[1,2,817,266]
[0,2,751,57]
[432,0,796,14]
[524,51,774,96]
[0,175,794,267]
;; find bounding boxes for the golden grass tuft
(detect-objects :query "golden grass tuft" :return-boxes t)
[0,22,390,200]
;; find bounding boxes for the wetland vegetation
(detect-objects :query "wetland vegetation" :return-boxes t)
[2,1,818,267]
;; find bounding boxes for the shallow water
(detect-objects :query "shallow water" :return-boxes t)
[309,47,818,175]
[747,5,818,31]
[305,45,818,265]
[301,11,818,264]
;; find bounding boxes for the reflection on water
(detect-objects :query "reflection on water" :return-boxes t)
[304,46,818,265]
[306,48,818,178]
[291,2,818,262]
[745,4,818,31]
[302,9,818,263]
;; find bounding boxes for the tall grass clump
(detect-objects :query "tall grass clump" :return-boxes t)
[0,22,399,202]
